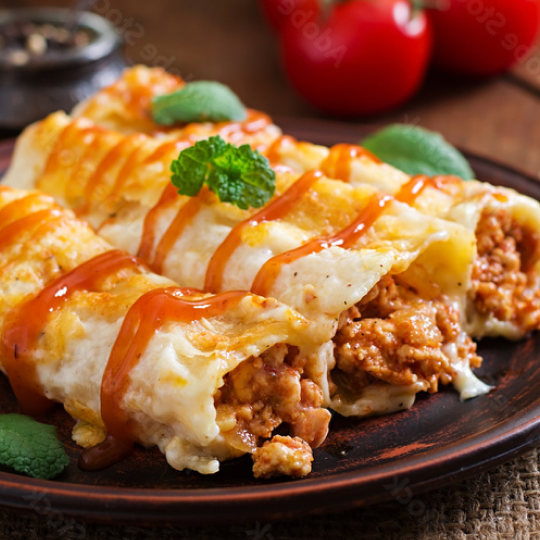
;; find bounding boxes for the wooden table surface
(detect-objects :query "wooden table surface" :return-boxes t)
[5,1,540,539]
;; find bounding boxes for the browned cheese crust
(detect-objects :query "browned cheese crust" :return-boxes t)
[472,209,540,333]
[333,276,481,395]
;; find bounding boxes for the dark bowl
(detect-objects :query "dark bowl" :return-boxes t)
[0,8,127,131]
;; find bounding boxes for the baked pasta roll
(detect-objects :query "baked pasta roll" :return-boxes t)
[3,121,489,418]
[254,135,540,340]
[71,65,281,150]
[0,185,332,478]
[307,143,540,340]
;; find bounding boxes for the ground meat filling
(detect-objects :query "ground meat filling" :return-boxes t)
[333,276,481,396]
[471,209,540,332]
[214,344,331,477]
[252,435,313,479]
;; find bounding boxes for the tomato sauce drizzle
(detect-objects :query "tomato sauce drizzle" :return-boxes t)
[320,144,382,182]
[41,119,87,178]
[204,170,323,293]
[0,193,54,228]
[152,196,204,274]
[68,125,110,192]
[0,209,66,255]
[142,140,191,164]
[137,185,204,272]
[264,135,298,165]
[137,183,179,261]
[79,288,246,471]
[0,193,67,255]
[251,194,392,297]
[0,250,142,416]
[395,175,458,205]
[77,134,147,216]
[217,109,272,138]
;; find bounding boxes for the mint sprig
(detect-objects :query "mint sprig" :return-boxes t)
[0,414,70,480]
[362,124,475,180]
[152,81,247,125]
[170,135,276,210]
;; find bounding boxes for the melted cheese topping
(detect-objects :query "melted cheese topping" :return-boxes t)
[0,186,328,475]
[2,71,501,433]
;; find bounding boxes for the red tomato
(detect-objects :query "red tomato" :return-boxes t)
[279,0,432,116]
[429,0,540,76]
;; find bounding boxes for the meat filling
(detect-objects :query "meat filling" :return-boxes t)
[471,209,540,333]
[252,435,313,479]
[214,344,331,477]
[333,276,481,396]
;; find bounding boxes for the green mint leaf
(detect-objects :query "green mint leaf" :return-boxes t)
[0,414,70,480]
[152,81,247,125]
[361,124,475,180]
[171,135,228,197]
[171,135,276,210]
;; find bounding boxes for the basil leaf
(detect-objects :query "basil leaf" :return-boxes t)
[0,414,70,479]
[152,81,247,125]
[170,135,275,210]
[362,124,475,180]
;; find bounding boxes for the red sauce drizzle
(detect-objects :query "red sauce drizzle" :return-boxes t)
[0,208,65,254]
[137,183,179,261]
[181,110,272,143]
[109,136,156,197]
[264,135,298,165]
[205,170,323,293]
[0,250,142,416]
[79,288,246,471]
[152,196,203,274]
[69,126,111,188]
[218,109,272,138]
[137,186,204,273]
[0,193,54,229]
[0,194,69,258]
[41,120,87,178]
[142,140,191,164]
[251,194,392,297]
[395,175,459,206]
[77,134,147,215]
[320,144,382,182]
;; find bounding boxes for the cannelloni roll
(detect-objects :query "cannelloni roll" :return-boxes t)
[3,118,489,418]
[286,141,540,340]
[0,185,332,478]
[71,65,282,151]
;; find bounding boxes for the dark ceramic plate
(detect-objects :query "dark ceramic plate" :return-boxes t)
[1,122,540,526]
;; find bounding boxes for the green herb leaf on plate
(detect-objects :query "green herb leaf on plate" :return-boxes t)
[152,81,247,125]
[171,135,276,210]
[0,414,70,480]
[361,124,475,180]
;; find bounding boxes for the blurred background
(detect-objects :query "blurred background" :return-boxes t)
[4,0,540,174]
